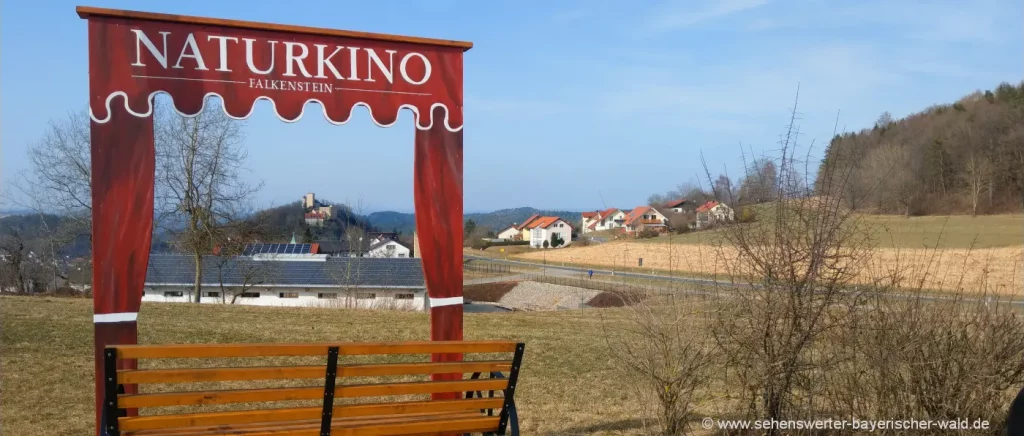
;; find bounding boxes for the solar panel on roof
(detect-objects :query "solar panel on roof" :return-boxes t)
[241,243,316,256]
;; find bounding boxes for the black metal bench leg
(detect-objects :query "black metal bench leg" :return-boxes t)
[506,398,520,436]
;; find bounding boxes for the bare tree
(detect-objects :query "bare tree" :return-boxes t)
[875,111,894,129]
[155,99,262,302]
[0,230,28,292]
[9,110,95,269]
[964,152,993,216]
[213,257,281,304]
[737,158,779,204]
[703,90,878,430]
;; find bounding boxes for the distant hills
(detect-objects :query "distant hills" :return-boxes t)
[366,207,584,235]
[1,203,587,262]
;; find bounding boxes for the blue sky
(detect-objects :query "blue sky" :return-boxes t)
[2,0,1021,213]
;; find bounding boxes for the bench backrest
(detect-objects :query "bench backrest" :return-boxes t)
[102,340,524,435]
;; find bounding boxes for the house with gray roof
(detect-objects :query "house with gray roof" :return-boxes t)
[143,254,426,310]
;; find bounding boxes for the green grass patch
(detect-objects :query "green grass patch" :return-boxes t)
[637,214,1024,249]
[0,296,650,435]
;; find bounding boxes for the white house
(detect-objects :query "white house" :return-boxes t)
[663,199,694,214]
[365,239,411,258]
[143,255,427,310]
[526,216,573,248]
[310,238,409,258]
[695,201,735,229]
[587,208,627,233]
[623,206,669,234]
[496,225,520,241]
[580,211,599,234]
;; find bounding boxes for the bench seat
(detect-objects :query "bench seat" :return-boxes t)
[125,412,497,436]
[101,341,524,436]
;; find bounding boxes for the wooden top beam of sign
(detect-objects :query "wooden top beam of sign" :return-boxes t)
[75,6,474,51]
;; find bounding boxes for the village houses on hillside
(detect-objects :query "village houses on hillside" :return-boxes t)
[581,206,669,235]
[580,199,735,235]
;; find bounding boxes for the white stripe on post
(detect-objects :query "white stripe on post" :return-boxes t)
[429,296,464,308]
[93,312,139,323]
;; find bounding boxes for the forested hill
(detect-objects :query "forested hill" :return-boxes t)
[366,207,584,235]
[466,208,583,232]
[252,201,377,242]
[816,81,1024,215]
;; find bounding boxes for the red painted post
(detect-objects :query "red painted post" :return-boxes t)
[413,106,464,399]
[90,101,154,435]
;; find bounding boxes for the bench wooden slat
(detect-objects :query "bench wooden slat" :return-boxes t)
[243,416,501,436]
[113,341,518,359]
[119,398,505,432]
[126,412,491,436]
[118,361,513,384]
[119,379,509,408]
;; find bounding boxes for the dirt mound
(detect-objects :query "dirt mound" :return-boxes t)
[586,290,648,308]
[463,281,519,302]
[498,281,601,311]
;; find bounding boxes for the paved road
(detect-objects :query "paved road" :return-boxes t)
[464,254,718,286]
[463,274,530,285]
[464,254,1024,306]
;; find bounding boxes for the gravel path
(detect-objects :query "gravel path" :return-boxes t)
[498,281,601,311]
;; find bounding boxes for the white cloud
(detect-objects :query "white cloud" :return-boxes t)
[646,0,771,32]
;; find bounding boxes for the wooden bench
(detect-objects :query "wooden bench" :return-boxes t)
[100,340,525,436]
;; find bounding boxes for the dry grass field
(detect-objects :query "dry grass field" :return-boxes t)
[0,296,655,436]
[513,214,1024,295]
[636,214,1024,249]
[515,242,1023,295]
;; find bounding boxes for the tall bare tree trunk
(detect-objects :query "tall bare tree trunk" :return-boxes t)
[193,253,202,302]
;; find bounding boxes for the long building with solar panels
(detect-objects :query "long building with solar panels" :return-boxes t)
[141,248,425,310]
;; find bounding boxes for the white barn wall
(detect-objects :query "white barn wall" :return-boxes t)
[142,286,427,311]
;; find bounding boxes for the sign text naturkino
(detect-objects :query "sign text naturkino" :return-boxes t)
[131,29,433,93]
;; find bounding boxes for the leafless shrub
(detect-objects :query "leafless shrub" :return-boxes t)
[702,90,879,429]
[824,246,1024,434]
[698,89,1024,435]
[602,292,719,435]
[668,213,695,234]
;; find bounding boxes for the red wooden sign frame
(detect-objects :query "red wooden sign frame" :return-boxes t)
[77,7,469,435]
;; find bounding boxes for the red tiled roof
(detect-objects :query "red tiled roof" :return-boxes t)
[588,221,598,230]
[695,201,719,213]
[527,216,557,229]
[516,214,540,230]
[664,199,688,208]
[596,208,621,220]
[582,211,599,218]
[623,206,651,226]
[523,216,571,230]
